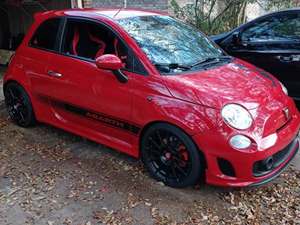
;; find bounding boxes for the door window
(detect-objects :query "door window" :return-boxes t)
[30,18,62,51]
[62,19,148,75]
[241,13,300,42]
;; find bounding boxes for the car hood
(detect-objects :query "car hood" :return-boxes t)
[162,59,284,110]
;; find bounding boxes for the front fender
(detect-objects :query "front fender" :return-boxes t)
[135,94,220,137]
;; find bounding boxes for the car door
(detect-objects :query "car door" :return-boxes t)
[25,17,62,99]
[35,17,148,150]
[224,11,300,100]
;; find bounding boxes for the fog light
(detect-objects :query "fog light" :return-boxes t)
[230,135,252,149]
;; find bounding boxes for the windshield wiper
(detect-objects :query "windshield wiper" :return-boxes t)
[154,63,192,72]
[154,56,232,73]
[191,55,232,68]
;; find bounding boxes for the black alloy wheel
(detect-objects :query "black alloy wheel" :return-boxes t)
[141,123,204,188]
[4,83,36,127]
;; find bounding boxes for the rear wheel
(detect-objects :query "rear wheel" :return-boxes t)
[4,82,36,127]
[141,123,204,188]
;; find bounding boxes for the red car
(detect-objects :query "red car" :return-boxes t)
[3,9,300,188]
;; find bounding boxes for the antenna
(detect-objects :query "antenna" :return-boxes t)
[113,8,122,18]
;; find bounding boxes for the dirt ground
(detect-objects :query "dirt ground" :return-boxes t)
[0,68,300,225]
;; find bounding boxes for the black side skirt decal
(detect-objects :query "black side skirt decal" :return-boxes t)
[64,104,141,135]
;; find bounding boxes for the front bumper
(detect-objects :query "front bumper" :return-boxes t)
[250,140,298,187]
[193,109,300,187]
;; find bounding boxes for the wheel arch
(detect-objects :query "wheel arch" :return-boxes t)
[3,79,37,127]
[3,79,37,118]
[3,79,21,92]
[3,79,29,94]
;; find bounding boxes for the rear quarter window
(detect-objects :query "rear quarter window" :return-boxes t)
[30,18,61,51]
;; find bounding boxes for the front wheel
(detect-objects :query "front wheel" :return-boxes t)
[4,82,36,127]
[141,123,204,188]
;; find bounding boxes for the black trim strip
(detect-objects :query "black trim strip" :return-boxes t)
[64,103,141,135]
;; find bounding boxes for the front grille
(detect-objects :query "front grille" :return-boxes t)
[253,137,298,177]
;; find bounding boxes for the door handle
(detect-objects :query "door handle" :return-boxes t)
[276,56,293,62]
[291,55,300,62]
[47,70,63,78]
[241,42,248,47]
[276,55,300,62]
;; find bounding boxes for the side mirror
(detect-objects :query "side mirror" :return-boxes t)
[232,32,241,45]
[96,54,124,71]
[96,54,128,83]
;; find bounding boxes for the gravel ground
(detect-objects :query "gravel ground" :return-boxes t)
[0,68,300,225]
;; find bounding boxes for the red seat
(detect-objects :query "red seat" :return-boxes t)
[71,26,106,59]
[72,27,80,56]
[88,31,106,58]
[114,38,127,61]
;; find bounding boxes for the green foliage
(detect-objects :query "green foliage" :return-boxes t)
[170,0,300,35]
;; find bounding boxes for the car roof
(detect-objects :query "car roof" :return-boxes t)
[36,8,167,20]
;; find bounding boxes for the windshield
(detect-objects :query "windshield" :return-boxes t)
[117,15,224,73]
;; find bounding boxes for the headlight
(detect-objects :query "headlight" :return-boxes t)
[280,82,288,95]
[221,104,253,130]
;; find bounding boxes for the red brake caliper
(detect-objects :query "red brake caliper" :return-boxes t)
[179,145,188,167]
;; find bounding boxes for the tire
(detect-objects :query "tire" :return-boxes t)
[4,82,36,127]
[141,123,204,188]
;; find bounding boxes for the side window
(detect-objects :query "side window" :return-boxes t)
[241,13,300,42]
[62,19,147,75]
[30,18,61,51]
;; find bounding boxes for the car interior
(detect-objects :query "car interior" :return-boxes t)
[29,18,147,75]
[63,20,128,63]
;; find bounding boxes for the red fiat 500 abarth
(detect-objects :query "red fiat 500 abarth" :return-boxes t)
[3,9,300,188]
